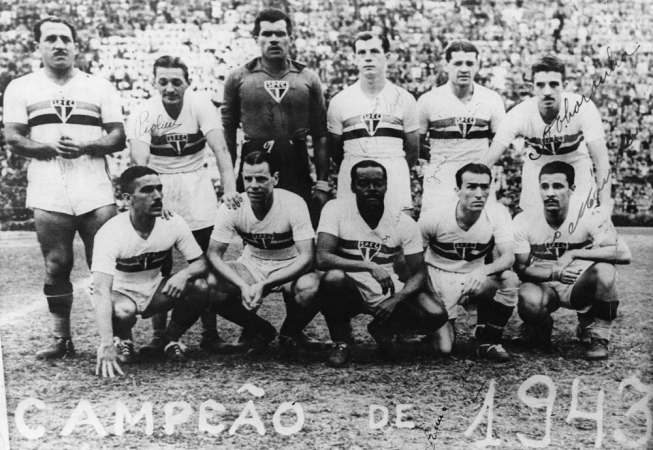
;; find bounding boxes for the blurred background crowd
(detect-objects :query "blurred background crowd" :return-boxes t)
[1,0,652,228]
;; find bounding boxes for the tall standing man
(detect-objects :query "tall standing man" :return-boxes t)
[417,40,505,213]
[3,17,126,359]
[328,31,419,212]
[222,8,330,227]
[126,55,240,354]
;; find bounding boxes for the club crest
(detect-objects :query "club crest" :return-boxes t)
[545,242,568,259]
[166,134,188,155]
[252,233,274,249]
[361,113,382,136]
[358,241,382,262]
[264,80,289,103]
[455,117,475,138]
[454,242,477,259]
[51,98,76,123]
[542,135,564,155]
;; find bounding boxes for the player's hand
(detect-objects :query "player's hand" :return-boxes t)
[161,208,175,220]
[375,294,401,323]
[368,263,395,296]
[55,135,87,159]
[552,265,582,284]
[96,344,124,378]
[249,282,265,310]
[222,191,243,210]
[311,190,329,210]
[162,273,189,298]
[462,267,487,296]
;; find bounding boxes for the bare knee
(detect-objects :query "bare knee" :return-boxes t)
[500,270,520,289]
[43,252,74,281]
[294,273,320,308]
[586,263,616,291]
[113,298,137,322]
[518,283,545,319]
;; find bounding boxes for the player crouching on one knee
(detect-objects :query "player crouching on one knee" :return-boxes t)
[419,163,519,361]
[92,167,211,377]
[205,151,322,357]
[316,160,448,367]
[513,161,631,360]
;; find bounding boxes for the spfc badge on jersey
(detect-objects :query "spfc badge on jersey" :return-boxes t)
[253,233,274,249]
[545,242,568,259]
[455,117,475,138]
[454,242,478,259]
[166,134,188,155]
[264,80,289,103]
[543,135,563,155]
[361,113,382,136]
[51,98,76,123]
[358,241,382,262]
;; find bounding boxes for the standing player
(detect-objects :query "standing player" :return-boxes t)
[482,55,612,218]
[317,160,448,367]
[222,8,329,227]
[328,31,419,212]
[127,55,240,355]
[417,40,505,212]
[93,167,210,376]
[3,17,126,359]
[419,163,519,361]
[513,162,631,360]
[206,151,321,356]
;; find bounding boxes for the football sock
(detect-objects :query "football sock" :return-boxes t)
[44,282,73,339]
[591,300,619,341]
[151,312,167,339]
[200,309,217,334]
[476,289,517,343]
[577,311,594,331]
[279,292,319,338]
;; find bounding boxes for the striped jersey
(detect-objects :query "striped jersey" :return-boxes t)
[3,69,122,184]
[513,206,610,271]
[210,189,314,261]
[318,198,422,290]
[327,80,418,158]
[417,83,505,164]
[126,90,221,173]
[419,200,513,273]
[92,212,202,290]
[493,93,604,167]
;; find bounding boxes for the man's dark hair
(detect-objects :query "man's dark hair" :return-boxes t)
[352,31,390,54]
[33,17,77,43]
[120,166,159,194]
[243,150,277,175]
[532,55,566,80]
[153,55,190,83]
[444,40,479,62]
[351,159,388,186]
[539,161,575,186]
[455,163,492,188]
[253,9,292,37]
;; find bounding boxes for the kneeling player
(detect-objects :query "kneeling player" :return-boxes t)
[513,162,631,360]
[206,151,321,356]
[92,167,210,377]
[419,163,519,361]
[317,160,448,367]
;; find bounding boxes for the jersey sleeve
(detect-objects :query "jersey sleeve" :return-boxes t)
[489,91,507,134]
[172,216,203,261]
[399,215,423,255]
[2,79,28,124]
[307,70,328,138]
[417,93,430,135]
[195,92,223,135]
[91,221,119,276]
[210,203,237,244]
[492,105,524,148]
[221,68,241,133]
[326,94,343,135]
[489,203,513,244]
[125,102,151,145]
[99,77,124,124]
[580,99,605,143]
[418,210,438,248]
[316,200,341,236]
[512,212,531,255]
[401,89,419,133]
[288,194,315,241]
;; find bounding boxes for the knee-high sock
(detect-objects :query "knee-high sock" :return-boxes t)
[45,282,73,339]
[213,296,276,340]
[279,292,319,338]
[477,288,518,343]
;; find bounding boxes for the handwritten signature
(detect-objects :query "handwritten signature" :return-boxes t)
[424,407,447,449]
[425,155,450,184]
[134,111,180,138]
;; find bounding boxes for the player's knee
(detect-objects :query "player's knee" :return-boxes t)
[417,292,448,327]
[44,254,74,280]
[321,270,348,290]
[294,273,320,308]
[500,270,520,289]
[518,283,544,316]
[113,299,136,321]
[587,263,616,292]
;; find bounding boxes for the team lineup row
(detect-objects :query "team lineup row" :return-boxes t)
[1,10,626,377]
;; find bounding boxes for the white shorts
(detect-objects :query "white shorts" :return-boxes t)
[427,267,468,320]
[348,271,405,313]
[160,169,218,230]
[236,253,298,292]
[541,261,593,311]
[26,157,115,215]
[337,156,413,211]
[103,274,163,315]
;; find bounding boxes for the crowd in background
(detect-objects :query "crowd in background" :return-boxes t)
[1,0,652,228]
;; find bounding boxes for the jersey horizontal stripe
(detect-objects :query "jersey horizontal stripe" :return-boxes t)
[240,230,295,250]
[525,132,584,156]
[428,238,494,262]
[529,239,592,261]
[116,250,169,273]
[428,130,494,140]
[150,140,205,157]
[342,115,402,129]
[336,249,397,265]
[28,114,102,127]
[337,237,400,255]
[342,128,404,141]
[428,118,491,128]
[27,101,101,115]
[151,131,205,146]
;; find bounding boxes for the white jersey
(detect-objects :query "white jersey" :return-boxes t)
[418,82,505,164]
[210,189,314,261]
[318,198,422,306]
[126,90,222,173]
[513,207,610,271]
[419,200,513,273]
[327,80,418,159]
[92,212,202,295]
[3,69,122,204]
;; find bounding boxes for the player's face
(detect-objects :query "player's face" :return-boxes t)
[242,162,278,202]
[36,22,78,71]
[127,174,164,217]
[539,173,574,212]
[351,167,387,207]
[257,20,291,62]
[533,71,564,114]
[456,172,490,212]
[354,37,388,78]
[446,51,478,88]
[154,67,189,106]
